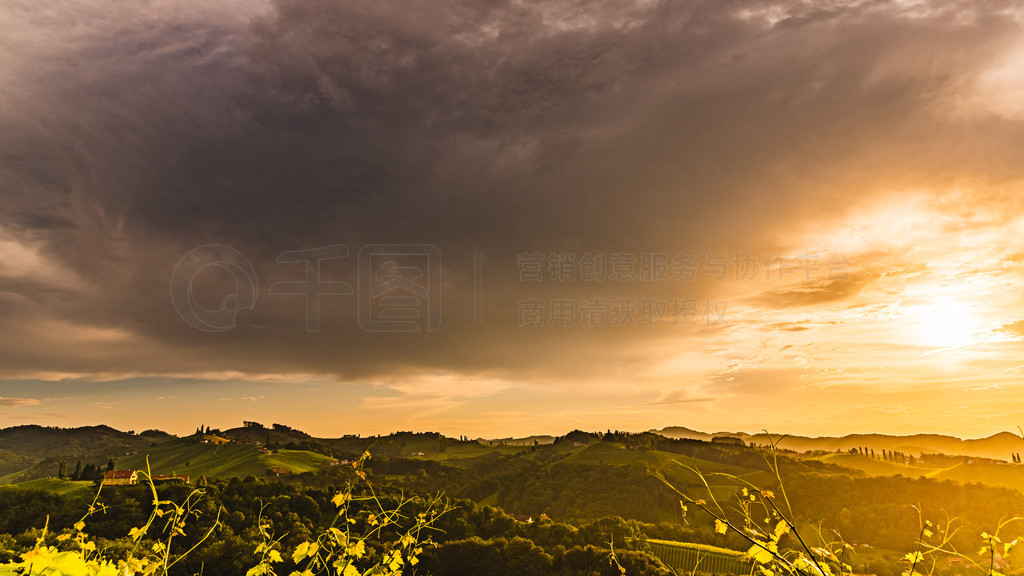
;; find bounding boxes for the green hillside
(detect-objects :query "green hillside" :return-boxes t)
[0,425,158,458]
[0,425,179,483]
[554,441,770,506]
[815,452,941,477]
[565,442,764,480]
[934,461,1024,492]
[114,439,337,480]
[563,442,662,466]
[0,478,96,498]
[812,452,1024,494]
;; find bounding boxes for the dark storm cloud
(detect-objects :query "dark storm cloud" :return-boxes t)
[1,0,1023,381]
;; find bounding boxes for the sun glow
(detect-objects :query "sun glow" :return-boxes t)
[913,303,978,350]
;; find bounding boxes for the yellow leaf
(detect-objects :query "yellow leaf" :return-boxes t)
[292,541,310,563]
[795,556,829,576]
[347,540,366,559]
[715,520,728,535]
[246,564,270,576]
[774,520,790,539]
[268,549,283,563]
[747,544,774,564]
[93,559,122,576]
[43,551,91,576]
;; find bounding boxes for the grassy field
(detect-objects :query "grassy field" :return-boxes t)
[560,442,771,501]
[115,440,337,480]
[0,478,97,498]
[566,443,764,475]
[936,461,1024,492]
[816,452,940,477]
[812,452,1024,493]
[259,449,338,474]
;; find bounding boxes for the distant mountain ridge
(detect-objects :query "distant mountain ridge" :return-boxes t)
[651,427,1024,461]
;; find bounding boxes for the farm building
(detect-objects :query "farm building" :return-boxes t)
[103,470,138,485]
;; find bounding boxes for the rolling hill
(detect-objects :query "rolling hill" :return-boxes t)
[114,437,338,480]
[0,425,159,458]
[6,422,1024,499]
[808,451,1024,493]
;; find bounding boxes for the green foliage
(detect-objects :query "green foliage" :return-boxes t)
[245,451,449,576]
[0,458,221,575]
[661,434,1024,576]
[898,509,1023,576]
[0,452,450,576]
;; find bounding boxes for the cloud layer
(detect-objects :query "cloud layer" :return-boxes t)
[2,0,1024,435]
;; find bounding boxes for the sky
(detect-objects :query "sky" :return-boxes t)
[2,0,1024,439]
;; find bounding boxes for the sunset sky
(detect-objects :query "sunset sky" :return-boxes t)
[2,0,1024,439]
